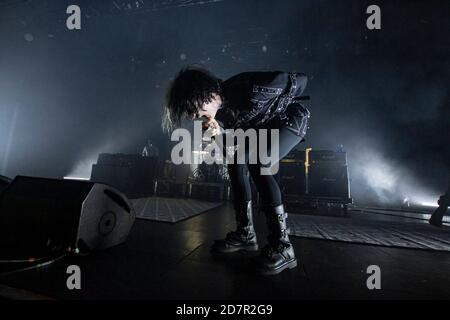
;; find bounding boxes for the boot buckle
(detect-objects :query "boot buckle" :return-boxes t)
[277,212,287,222]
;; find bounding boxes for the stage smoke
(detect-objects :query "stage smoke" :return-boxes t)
[65,135,134,180]
[350,146,441,207]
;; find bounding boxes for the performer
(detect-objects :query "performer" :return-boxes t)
[162,66,310,275]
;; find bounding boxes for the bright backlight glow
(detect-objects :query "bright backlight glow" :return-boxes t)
[420,202,439,208]
[63,176,90,181]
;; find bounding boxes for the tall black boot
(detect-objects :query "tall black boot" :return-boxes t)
[212,201,259,253]
[255,204,297,275]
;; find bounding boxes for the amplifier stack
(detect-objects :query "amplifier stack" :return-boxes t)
[279,150,306,197]
[306,149,351,200]
[91,153,158,198]
[279,148,351,204]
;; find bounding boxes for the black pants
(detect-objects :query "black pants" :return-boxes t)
[227,108,309,209]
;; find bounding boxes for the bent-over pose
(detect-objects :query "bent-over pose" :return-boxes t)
[163,66,310,275]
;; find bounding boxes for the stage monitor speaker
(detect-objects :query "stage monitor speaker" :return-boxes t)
[0,175,11,194]
[308,164,350,199]
[0,176,135,259]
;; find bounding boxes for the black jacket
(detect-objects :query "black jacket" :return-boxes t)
[216,71,309,129]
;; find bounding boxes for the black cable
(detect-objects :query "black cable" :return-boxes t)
[0,253,67,277]
[0,256,49,263]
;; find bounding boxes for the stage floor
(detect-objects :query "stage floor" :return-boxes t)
[1,202,450,300]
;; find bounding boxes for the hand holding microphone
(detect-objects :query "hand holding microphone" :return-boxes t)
[201,115,221,140]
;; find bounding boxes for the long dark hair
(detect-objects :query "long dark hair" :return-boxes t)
[162,66,222,133]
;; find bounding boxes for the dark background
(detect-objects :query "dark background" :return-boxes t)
[0,0,449,205]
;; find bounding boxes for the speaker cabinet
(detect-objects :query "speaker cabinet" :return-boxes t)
[0,176,135,259]
[308,164,350,199]
[91,153,158,198]
[309,150,347,164]
[279,160,306,196]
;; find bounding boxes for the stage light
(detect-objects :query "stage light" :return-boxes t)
[402,197,410,207]
[420,202,439,208]
[63,176,90,181]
